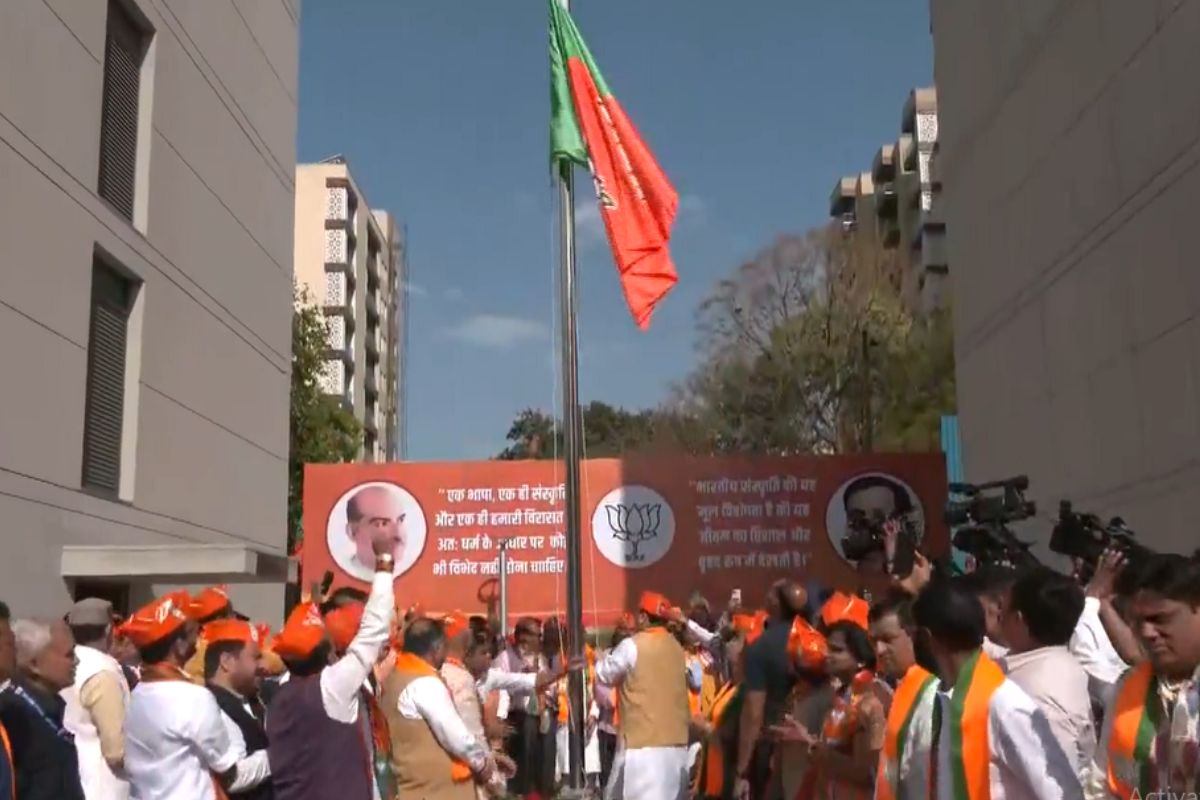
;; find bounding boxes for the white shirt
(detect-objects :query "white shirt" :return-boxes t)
[594,637,638,686]
[982,636,1010,660]
[1001,645,1096,774]
[931,678,1083,800]
[124,680,238,800]
[395,673,490,772]
[215,693,271,793]
[490,648,546,719]
[476,667,537,704]
[1068,597,1128,709]
[320,571,395,724]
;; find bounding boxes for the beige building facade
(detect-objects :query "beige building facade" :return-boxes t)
[831,87,948,312]
[294,160,404,462]
[931,0,1199,553]
[0,0,299,618]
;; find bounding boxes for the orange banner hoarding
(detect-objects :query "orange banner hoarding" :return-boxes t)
[302,454,947,627]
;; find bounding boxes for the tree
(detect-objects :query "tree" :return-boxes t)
[289,286,361,551]
[495,401,699,459]
[673,225,956,455]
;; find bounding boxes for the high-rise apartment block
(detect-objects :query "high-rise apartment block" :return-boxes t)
[294,160,405,462]
[0,0,299,618]
[830,88,948,312]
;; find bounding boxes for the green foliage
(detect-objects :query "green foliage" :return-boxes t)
[497,225,956,459]
[289,286,361,550]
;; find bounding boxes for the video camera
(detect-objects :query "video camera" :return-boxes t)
[945,476,1040,570]
[841,510,921,577]
[1050,501,1150,568]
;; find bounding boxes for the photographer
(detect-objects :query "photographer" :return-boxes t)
[1070,549,1141,711]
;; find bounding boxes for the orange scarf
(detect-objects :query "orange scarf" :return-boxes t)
[392,653,473,783]
[142,662,231,800]
[700,682,741,796]
[1,721,13,800]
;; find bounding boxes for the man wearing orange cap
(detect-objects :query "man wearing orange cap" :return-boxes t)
[185,587,235,684]
[122,592,254,800]
[594,590,691,800]
[266,527,397,800]
[322,601,395,799]
[203,620,273,800]
[734,579,807,800]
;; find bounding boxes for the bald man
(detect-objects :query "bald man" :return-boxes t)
[734,580,807,800]
[344,486,407,579]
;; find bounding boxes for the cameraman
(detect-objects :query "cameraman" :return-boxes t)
[1070,549,1141,711]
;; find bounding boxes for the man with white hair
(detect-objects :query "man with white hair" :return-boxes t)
[0,618,85,800]
[62,598,130,800]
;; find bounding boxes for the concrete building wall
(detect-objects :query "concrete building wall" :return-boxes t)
[931,0,1200,553]
[0,0,299,618]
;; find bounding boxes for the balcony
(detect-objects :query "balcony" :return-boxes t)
[871,144,896,185]
[318,359,346,397]
[829,176,857,218]
[875,182,898,221]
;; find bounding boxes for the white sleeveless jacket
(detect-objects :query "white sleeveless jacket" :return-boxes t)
[61,644,131,800]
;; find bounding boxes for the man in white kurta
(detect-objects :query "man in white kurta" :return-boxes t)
[62,598,130,800]
[595,592,691,800]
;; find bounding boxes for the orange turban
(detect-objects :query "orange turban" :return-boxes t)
[202,619,257,646]
[443,611,469,640]
[639,591,671,618]
[272,602,326,661]
[187,586,231,621]
[745,610,769,644]
[324,603,364,653]
[122,593,191,649]
[820,592,869,630]
[787,616,828,672]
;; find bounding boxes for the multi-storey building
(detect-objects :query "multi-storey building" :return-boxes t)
[294,159,404,462]
[830,87,948,312]
[0,0,299,618]
[931,0,1200,555]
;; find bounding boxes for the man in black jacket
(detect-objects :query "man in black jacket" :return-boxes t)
[0,618,84,800]
[203,620,273,800]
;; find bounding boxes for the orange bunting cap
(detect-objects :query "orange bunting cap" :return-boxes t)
[202,619,257,646]
[787,616,828,672]
[187,585,231,621]
[323,603,364,653]
[745,610,769,644]
[272,602,326,661]
[820,592,870,630]
[638,591,671,618]
[122,592,191,649]
[443,611,470,640]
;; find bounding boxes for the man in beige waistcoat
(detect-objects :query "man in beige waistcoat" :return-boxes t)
[594,591,691,800]
[381,617,509,800]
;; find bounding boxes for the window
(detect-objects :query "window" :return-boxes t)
[82,259,135,494]
[97,1,146,221]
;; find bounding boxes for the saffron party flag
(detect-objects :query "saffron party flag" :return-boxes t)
[549,0,679,329]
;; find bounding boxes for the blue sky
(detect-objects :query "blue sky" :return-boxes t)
[297,1,933,461]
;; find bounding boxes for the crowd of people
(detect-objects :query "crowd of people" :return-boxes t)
[0,527,1196,799]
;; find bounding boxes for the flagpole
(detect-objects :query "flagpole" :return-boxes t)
[556,0,587,786]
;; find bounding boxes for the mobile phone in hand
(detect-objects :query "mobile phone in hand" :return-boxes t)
[730,588,742,607]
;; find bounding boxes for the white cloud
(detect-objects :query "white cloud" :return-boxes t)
[574,200,606,248]
[400,281,428,297]
[444,314,547,349]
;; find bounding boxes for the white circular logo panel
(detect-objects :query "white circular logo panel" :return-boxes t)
[590,485,675,568]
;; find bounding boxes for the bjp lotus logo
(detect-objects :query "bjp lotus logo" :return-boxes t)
[592,486,675,568]
[605,503,664,563]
